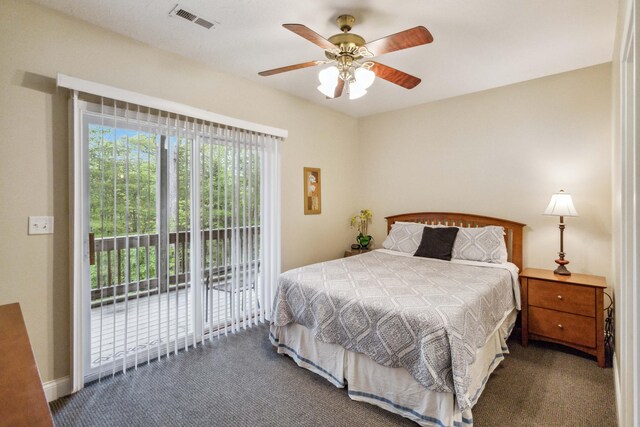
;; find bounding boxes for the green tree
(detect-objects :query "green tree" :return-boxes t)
[88,124,261,301]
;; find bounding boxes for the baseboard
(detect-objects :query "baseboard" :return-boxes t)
[42,376,72,402]
[613,352,622,427]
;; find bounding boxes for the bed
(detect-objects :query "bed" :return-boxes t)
[270,212,525,426]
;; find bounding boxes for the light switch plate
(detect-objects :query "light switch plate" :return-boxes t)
[28,216,54,235]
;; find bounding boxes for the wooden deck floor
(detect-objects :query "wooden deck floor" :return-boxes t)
[90,288,251,367]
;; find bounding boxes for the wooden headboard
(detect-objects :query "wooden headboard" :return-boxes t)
[385,212,526,271]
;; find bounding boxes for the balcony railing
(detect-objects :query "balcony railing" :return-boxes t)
[90,227,259,308]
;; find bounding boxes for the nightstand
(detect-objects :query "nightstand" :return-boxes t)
[344,248,372,257]
[520,268,607,367]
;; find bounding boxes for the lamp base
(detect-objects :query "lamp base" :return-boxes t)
[554,259,571,276]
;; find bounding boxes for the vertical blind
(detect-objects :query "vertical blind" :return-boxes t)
[80,96,282,381]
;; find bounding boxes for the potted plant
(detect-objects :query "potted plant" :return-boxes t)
[350,209,374,249]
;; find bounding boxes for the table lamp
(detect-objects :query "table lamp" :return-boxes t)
[544,190,578,275]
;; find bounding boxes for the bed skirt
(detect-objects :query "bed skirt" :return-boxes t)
[269,309,517,427]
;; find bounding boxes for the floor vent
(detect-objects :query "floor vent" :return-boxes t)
[169,4,217,29]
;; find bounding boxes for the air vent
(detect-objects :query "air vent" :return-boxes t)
[175,9,196,22]
[169,4,217,29]
[194,17,215,29]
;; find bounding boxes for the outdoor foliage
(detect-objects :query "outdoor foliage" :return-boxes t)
[88,123,261,298]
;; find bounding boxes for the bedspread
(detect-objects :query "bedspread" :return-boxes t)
[271,250,518,410]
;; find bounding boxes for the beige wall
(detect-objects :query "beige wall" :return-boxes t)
[359,63,613,281]
[0,0,359,382]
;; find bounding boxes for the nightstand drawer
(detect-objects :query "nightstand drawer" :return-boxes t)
[528,279,595,317]
[529,306,596,348]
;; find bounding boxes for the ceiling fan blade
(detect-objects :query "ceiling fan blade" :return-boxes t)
[329,79,345,99]
[258,61,322,76]
[363,26,433,57]
[370,62,421,89]
[283,24,335,50]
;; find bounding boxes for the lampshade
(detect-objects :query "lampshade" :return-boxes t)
[544,190,578,217]
[318,66,339,85]
[318,83,337,97]
[348,81,367,100]
[317,65,375,100]
[317,66,339,97]
[354,67,375,89]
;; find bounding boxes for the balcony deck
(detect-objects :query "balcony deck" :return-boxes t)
[89,228,260,369]
[90,288,250,367]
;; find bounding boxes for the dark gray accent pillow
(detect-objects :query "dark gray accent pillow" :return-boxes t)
[413,226,460,261]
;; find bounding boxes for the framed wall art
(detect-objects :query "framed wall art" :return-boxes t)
[303,167,321,215]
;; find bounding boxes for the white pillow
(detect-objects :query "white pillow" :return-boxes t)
[451,226,507,264]
[382,222,427,254]
[383,222,509,263]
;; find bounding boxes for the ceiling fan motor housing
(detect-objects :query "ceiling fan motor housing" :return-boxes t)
[336,14,355,32]
[328,33,366,55]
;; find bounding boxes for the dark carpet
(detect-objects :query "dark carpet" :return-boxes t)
[51,324,615,426]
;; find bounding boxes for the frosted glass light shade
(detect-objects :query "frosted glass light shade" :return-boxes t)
[317,66,339,98]
[348,81,367,100]
[544,190,578,217]
[354,67,375,89]
[317,65,374,100]
[318,66,339,85]
[318,83,337,97]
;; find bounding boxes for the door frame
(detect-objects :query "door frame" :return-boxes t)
[69,91,90,393]
[62,73,287,393]
[616,1,639,425]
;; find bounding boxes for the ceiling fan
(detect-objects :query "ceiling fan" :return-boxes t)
[258,15,433,100]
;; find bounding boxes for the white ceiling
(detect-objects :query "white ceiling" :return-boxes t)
[34,0,619,118]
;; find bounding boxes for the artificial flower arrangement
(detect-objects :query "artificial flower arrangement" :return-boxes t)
[350,209,373,249]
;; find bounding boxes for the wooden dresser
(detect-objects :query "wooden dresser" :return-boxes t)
[520,268,607,367]
[0,303,54,426]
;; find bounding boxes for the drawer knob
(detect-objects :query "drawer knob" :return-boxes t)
[558,324,563,329]
[557,295,563,300]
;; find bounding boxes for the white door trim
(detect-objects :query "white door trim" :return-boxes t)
[617,1,639,425]
[69,91,91,393]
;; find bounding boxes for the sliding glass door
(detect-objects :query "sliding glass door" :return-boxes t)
[84,103,195,380]
[80,100,277,383]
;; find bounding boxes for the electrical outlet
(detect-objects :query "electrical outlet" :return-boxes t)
[28,216,54,235]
